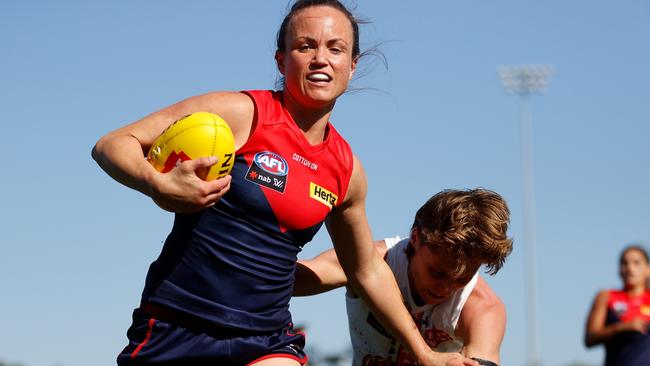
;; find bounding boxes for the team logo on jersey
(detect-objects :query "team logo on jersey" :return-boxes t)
[246,151,288,193]
[613,301,628,315]
[309,182,337,208]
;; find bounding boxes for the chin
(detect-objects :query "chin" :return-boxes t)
[425,293,447,305]
[305,85,345,100]
[306,88,338,99]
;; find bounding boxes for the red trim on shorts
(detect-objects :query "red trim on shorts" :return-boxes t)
[285,322,307,339]
[246,353,308,366]
[130,317,156,361]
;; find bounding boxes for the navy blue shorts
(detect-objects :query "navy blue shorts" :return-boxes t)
[117,305,308,366]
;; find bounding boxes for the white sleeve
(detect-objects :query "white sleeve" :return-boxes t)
[383,236,402,250]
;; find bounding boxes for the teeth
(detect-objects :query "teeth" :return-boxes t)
[308,73,330,81]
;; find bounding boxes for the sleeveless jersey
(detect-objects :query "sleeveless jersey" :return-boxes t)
[604,289,650,366]
[140,90,354,332]
[347,237,478,366]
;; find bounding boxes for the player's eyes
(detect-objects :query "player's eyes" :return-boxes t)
[429,271,446,279]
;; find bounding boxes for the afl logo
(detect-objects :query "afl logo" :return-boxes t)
[254,152,288,176]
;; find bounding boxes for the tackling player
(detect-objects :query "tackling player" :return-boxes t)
[295,189,513,366]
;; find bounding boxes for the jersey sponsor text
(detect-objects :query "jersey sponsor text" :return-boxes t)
[310,182,337,208]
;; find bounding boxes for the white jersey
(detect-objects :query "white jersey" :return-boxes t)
[347,236,478,366]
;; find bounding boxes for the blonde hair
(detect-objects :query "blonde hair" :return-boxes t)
[409,188,513,275]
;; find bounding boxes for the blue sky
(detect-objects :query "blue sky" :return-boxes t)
[1,1,649,366]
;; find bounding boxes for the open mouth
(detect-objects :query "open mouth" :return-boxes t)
[307,72,332,84]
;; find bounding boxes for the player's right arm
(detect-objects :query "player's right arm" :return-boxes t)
[456,277,506,366]
[293,240,388,296]
[584,290,648,347]
[92,92,254,213]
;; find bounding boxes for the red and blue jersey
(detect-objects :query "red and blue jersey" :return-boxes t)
[139,90,353,332]
[604,289,650,366]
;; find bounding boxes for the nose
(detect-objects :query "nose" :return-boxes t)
[311,46,328,66]
[432,282,453,297]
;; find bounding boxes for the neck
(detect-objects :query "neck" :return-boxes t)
[625,284,647,297]
[407,262,426,307]
[282,90,335,145]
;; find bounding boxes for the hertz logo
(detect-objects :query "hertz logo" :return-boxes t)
[310,182,338,209]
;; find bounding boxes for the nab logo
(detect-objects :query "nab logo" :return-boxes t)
[246,151,289,193]
[254,152,288,176]
[310,182,338,209]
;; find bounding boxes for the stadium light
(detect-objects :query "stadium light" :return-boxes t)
[499,64,553,366]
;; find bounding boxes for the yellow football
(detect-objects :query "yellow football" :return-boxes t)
[147,112,235,180]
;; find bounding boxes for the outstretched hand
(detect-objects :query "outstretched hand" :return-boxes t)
[150,156,232,213]
[424,352,480,366]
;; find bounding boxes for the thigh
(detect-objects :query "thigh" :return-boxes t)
[248,357,302,366]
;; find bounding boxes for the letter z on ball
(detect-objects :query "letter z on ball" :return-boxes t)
[147,112,235,180]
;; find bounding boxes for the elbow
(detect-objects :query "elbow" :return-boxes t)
[91,143,101,163]
[91,135,109,164]
[584,334,597,348]
[346,262,380,291]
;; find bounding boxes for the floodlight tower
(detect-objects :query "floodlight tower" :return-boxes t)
[498,65,553,366]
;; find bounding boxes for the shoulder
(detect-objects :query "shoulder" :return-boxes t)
[183,90,278,150]
[468,277,504,310]
[238,90,279,113]
[593,289,612,305]
[597,289,613,298]
[458,276,506,363]
[461,276,505,326]
[182,90,254,116]
[176,91,255,142]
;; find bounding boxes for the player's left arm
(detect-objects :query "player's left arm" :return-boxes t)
[456,276,506,366]
[294,245,348,296]
[294,239,388,296]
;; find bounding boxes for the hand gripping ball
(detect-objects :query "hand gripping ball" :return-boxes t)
[147,112,235,180]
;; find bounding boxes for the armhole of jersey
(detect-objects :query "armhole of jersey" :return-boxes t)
[238,90,264,152]
[605,289,617,307]
[451,273,480,329]
[333,140,354,207]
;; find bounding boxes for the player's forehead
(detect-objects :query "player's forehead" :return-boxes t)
[422,245,480,279]
[623,249,648,263]
[286,6,353,42]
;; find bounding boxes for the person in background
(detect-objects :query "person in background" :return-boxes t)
[585,245,650,365]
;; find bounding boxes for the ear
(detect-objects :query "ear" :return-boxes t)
[410,229,419,248]
[349,56,358,80]
[275,51,285,75]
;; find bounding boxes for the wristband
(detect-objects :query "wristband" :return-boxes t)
[471,358,497,366]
